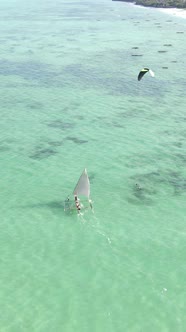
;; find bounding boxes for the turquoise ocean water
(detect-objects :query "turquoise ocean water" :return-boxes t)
[0,0,186,330]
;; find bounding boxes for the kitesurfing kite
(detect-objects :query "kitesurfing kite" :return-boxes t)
[138,68,155,81]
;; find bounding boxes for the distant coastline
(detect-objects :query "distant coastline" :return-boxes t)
[112,0,186,9]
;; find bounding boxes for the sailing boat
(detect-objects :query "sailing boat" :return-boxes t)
[64,168,92,213]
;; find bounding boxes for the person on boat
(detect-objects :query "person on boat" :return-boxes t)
[89,199,93,210]
[74,195,81,212]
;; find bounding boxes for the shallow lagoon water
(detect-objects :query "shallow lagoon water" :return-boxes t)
[0,0,186,331]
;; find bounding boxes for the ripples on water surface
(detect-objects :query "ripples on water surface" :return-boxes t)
[0,0,186,331]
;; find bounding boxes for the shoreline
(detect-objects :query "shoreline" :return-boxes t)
[158,7,186,18]
[114,1,186,19]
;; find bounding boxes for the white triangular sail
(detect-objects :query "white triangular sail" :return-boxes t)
[73,168,90,198]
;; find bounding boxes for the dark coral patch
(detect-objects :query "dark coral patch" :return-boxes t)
[47,120,75,130]
[66,137,88,144]
[48,141,64,147]
[30,148,57,160]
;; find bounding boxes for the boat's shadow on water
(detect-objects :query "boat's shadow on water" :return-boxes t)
[20,199,82,217]
[20,200,67,215]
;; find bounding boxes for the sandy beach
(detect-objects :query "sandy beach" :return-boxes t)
[158,8,186,19]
